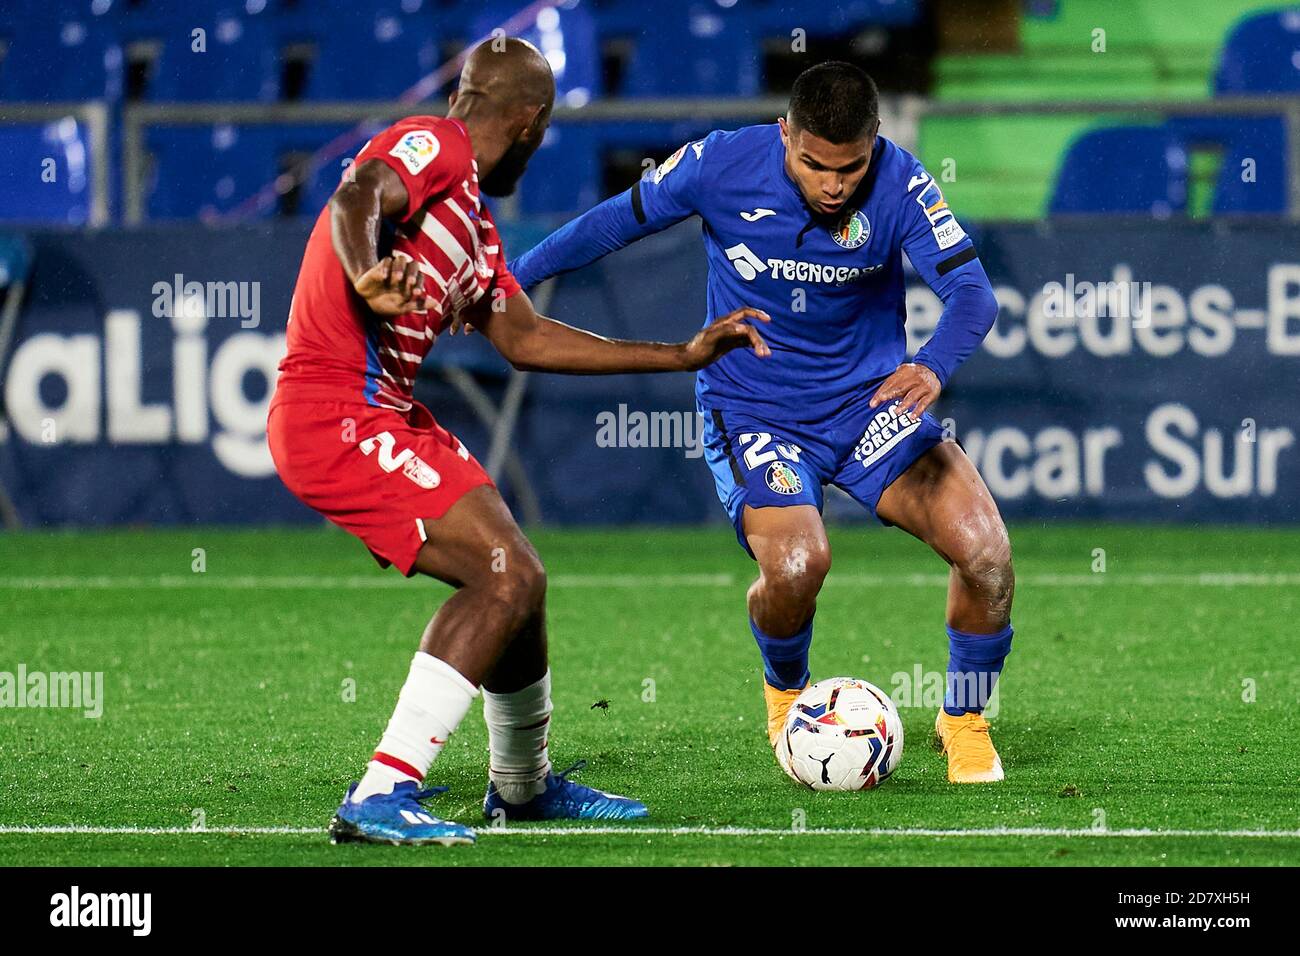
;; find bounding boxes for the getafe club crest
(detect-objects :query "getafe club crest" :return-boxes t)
[830,208,870,249]
[766,461,803,495]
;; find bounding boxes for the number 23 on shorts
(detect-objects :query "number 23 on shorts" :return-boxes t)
[738,431,805,496]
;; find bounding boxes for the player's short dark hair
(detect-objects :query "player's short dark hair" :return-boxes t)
[788,62,879,144]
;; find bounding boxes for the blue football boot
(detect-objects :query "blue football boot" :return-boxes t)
[329,782,475,846]
[483,761,649,822]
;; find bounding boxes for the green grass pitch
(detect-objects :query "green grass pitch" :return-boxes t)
[1,522,1298,866]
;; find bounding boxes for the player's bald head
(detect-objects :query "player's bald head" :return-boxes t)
[458,37,555,116]
[450,37,556,197]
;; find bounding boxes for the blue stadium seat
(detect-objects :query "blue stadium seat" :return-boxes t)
[585,0,646,37]
[1051,126,1188,216]
[146,125,279,219]
[148,10,280,101]
[305,4,439,100]
[470,1,602,105]
[0,121,94,224]
[622,3,759,96]
[517,115,759,216]
[517,123,602,215]
[1166,116,1287,214]
[281,123,371,217]
[1215,8,1300,94]
[0,19,124,101]
[751,0,921,34]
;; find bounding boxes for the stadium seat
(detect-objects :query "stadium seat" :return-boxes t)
[0,19,124,101]
[1050,126,1188,216]
[622,2,760,96]
[146,125,279,220]
[469,1,602,105]
[0,121,94,225]
[281,122,374,217]
[1215,8,1300,94]
[1166,115,1287,214]
[425,0,480,43]
[517,123,602,215]
[148,10,280,101]
[304,4,439,100]
[750,0,921,34]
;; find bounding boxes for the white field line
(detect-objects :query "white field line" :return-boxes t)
[4,572,1300,591]
[0,825,1298,839]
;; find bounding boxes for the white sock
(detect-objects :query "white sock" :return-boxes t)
[350,652,479,804]
[483,670,553,805]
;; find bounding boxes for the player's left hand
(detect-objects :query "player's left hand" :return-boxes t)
[869,362,941,418]
[681,307,772,370]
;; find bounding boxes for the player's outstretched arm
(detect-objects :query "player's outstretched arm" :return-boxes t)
[510,190,654,290]
[511,138,709,290]
[469,290,770,374]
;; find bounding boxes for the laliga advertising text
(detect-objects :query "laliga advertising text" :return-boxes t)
[1,303,282,478]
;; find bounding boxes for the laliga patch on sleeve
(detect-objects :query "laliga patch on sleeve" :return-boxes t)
[389,130,440,175]
[932,219,966,250]
[653,145,687,184]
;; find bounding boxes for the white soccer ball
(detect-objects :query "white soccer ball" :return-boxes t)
[778,677,904,790]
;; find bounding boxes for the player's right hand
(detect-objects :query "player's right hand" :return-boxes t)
[353,255,427,316]
[681,307,772,370]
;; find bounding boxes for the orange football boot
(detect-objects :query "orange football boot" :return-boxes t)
[934,710,1005,783]
[764,681,806,747]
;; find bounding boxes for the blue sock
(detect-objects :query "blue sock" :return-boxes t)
[750,615,813,691]
[944,623,1013,716]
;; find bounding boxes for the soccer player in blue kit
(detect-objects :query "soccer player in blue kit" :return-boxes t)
[509,63,1014,783]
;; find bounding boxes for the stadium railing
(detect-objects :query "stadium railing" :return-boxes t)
[103,94,1300,224]
[115,96,797,225]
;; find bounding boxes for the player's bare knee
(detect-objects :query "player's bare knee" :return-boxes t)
[484,548,547,615]
[757,537,830,614]
[954,524,1014,615]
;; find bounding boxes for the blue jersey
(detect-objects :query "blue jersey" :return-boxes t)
[512,125,997,422]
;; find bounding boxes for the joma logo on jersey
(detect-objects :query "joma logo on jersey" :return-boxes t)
[724,243,881,285]
[854,406,922,468]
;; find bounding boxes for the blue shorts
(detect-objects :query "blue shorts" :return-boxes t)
[699,388,946,557]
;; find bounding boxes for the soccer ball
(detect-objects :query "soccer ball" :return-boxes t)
[778,677,904,791]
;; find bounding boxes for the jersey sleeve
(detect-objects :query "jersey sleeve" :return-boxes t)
[492,251,522,300]
[899,162,998,387]
[510,133,715,290]
[633,134,711,227]
[354,119,469,222]
[899,164,978,290]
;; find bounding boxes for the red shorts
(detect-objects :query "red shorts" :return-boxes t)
[267,399,493,575]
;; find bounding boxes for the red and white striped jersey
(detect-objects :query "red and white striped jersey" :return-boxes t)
[274,116,521,413]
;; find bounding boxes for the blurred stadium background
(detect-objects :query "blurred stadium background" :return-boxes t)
[0,0,1297,531]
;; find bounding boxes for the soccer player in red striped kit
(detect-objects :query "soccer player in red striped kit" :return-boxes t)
[268,38,769,845]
